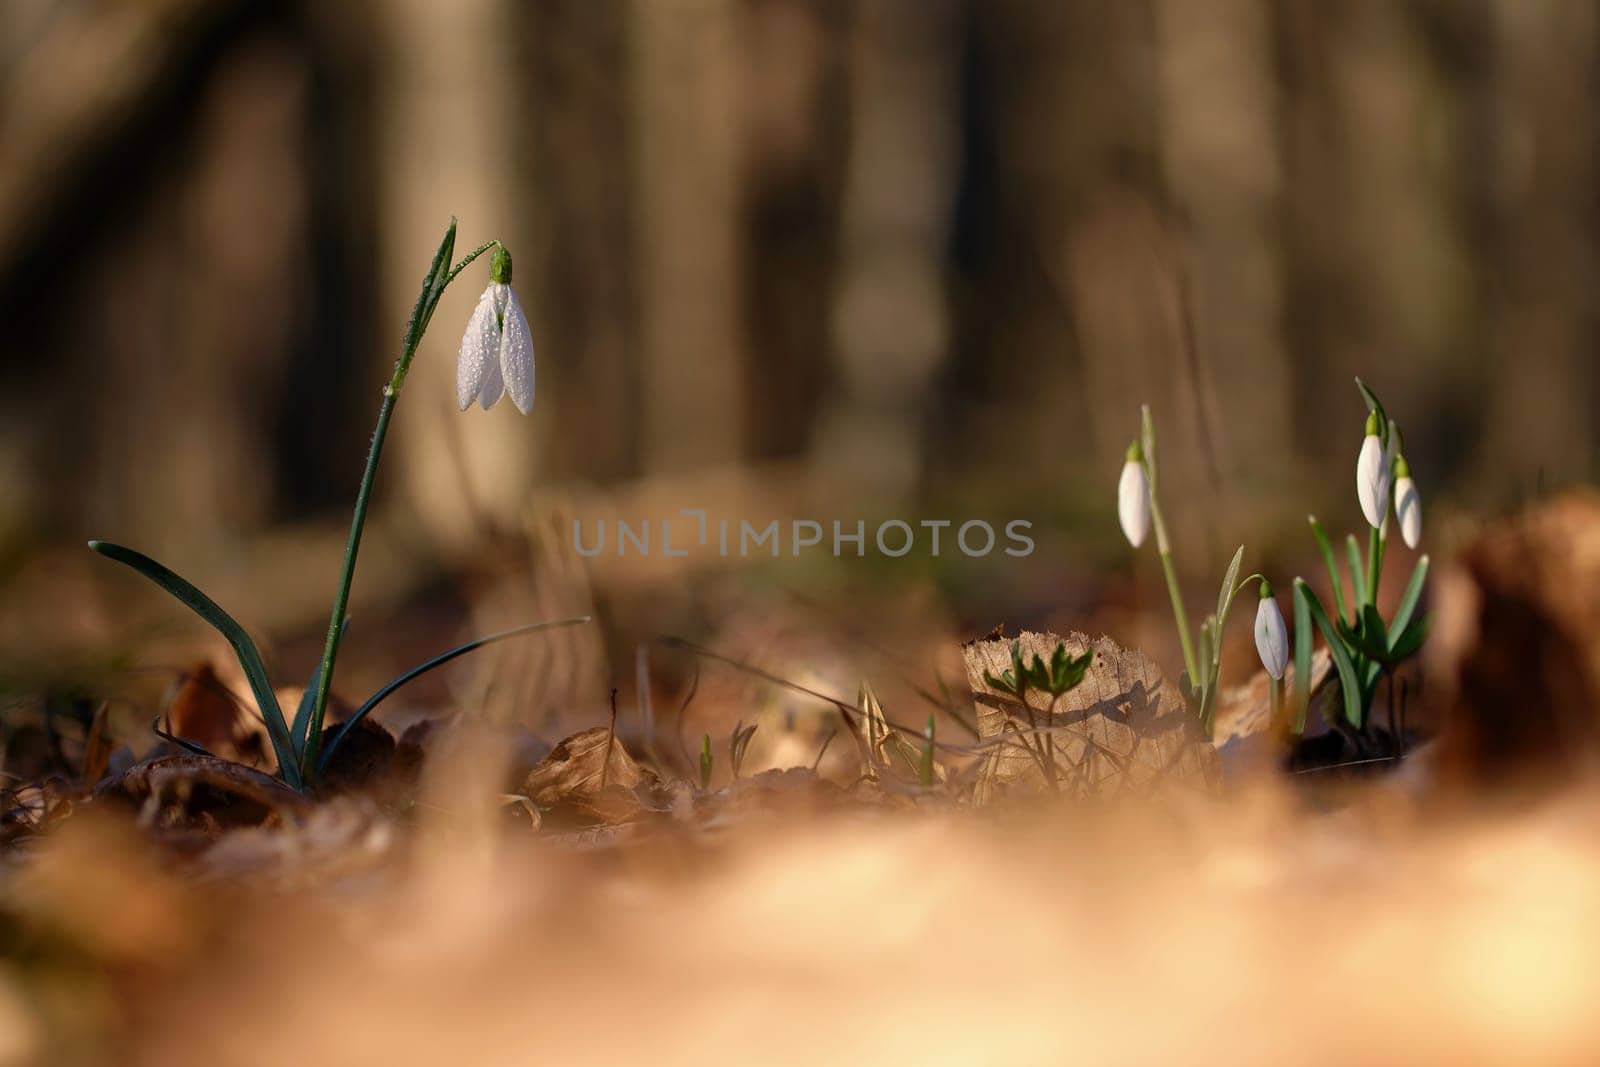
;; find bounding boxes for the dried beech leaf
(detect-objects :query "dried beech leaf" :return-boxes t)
[962,630,1221,803]
[167,663,242,754]
[518,727,659,824]
[316,718,399,797]
[95,755,311,840]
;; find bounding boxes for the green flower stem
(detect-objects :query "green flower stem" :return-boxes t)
[1141,405,1199,686]
[1365,524,1384,607]
[300,222,501,783]
[1269,676,1283,735]
[1153,527,1198,687]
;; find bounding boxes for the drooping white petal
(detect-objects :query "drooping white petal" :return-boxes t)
[1118,460,1150,548]
[1356,433,1390,529]
[498,286,535,415]
[457,285,502,412]
[1254,596,1288,680]
[1395,476,1422,549]
[477,348,505,409]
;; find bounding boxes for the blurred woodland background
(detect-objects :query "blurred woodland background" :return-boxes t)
[0,0,1597,727]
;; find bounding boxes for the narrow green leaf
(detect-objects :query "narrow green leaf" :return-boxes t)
[391,220,459,392]
[1196,617,1215,694]
[1389,554,1430,645]
[151,718,218,758]
[1346,534,1368,611]
[290,617,348,761]
[1140,404,1159,488]
[1359,604,1391,662]
[89,540,300,789]
[1307,516,1349,625]
[316,615,590,776]
[1216,545,1245,626]
[982,670,1013,695]
[1292,581,1313,735]
[1295,579,1365,730]
[1388,614,1430,662]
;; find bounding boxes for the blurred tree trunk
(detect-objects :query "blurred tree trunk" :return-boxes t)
[1480,0,1598,495]
[84,35,313,559]
[976,2,1225,532]
[1276,0,1483,489]
[811,0,960,505]
[739,0,846,464]
[523,0,640,483]
[1154,0,1288,509]
[628,0,745,475]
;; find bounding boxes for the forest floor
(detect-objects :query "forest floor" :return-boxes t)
[2,492,1599,1066]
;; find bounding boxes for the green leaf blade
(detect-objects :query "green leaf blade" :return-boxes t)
[1291,580,1314,735]
[1307,516,1349,625]
[89,540,300,789]
[1295,579,1366,730]
[316,615,591,776]
[1390,555,1430,643]
[1216,545,1245,625]
[1346,534,1369,611]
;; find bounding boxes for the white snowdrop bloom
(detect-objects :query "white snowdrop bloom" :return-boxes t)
[1394,456,1421,549]
[1254,582,1288,680]
[1355,413,1390,530]
[457,248,534,414]
[1118,443,1150,548]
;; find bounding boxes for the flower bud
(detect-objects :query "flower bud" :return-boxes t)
[1254,581,1288,680]
[1356,418,1390,530]
[1393,455,1421,549]
[1118,442,1150,548]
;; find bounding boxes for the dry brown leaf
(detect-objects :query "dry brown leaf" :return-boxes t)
[166,663,242,754]
[82,701,115,783]
[856,681,940,785]
[1432,491,1600,787]
[317,718,399,797]
[518,726,661,825]
[962,629,1221,803]
[94,755,311,843]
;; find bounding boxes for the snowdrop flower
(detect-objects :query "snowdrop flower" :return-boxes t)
[457,247,534,414]
[1118,441,1150,548]
[1393,455,1421,549]
[1355,412,1390,529]
[1254,580,1288,680]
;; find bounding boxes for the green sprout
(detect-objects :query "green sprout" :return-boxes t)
[699,733,714,790]
[88,219,587,792]
[919,714,936,788]
[982,640,1093,792]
